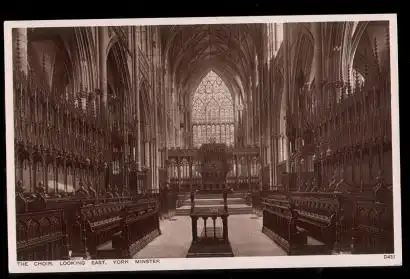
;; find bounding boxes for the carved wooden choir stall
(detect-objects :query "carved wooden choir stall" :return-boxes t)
[259,29,394,255]
[13,70,170,261]
[16,180,162,261]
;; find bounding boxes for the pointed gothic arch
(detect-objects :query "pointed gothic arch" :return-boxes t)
[191,70,235,147]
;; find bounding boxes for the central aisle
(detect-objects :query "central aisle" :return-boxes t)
[133,214,287,258]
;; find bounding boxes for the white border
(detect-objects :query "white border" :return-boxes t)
[5,14,402,273]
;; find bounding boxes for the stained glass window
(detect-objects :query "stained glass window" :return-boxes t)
[192,71,235,147]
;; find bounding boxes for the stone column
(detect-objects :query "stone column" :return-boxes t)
[163,69,169,170]
[134,27,142,171]
[150,139,156,192]
[283,24,291,172]
[274,134,279,186]
[144,125,150,167]
[246,85,252,145]
[235,155,239,189]
[98,27,108,111]
[177,157,181,192]
[313,22,324,114]
[252,76,257,144]
[189,158,193,192]
[247,156,251,191]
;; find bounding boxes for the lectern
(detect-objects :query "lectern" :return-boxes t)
[187,143,234,257]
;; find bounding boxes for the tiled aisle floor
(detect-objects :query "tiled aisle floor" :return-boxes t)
[133,214,287,258]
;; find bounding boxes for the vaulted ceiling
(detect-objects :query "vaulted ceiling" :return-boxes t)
[26,25,265,104]
[161,24,262,102]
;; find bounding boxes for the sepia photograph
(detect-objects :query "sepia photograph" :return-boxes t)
[4,14,401,273]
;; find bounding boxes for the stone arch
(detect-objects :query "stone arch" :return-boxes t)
[80,28,98,90]
[106,34,119,58]
[45,36,75,95]
[323,22,346,81]
[349,22,371,68]
[185,64,243,109]
[190,69,238,147]
[25,30,77,94]
[340,21,369,82]
[293,30,314,88]
[352,21,390,88]
[71,27,97,92]
[106,40,131,98]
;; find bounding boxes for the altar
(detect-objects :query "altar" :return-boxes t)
[186,143,234,257]
[196,143,233,192]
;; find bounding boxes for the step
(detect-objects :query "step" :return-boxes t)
[179,193,247,200]
[176,205,253,216]
[182,198,246,206]
[186,239,234,258]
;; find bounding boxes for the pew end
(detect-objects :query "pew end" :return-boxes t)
[112,200,161,258]
[16,209,70,261]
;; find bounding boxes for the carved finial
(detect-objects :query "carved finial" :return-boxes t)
[328,170,338,192]
[334,169,352,193]
[340,168,345,179]
[37,181,46,194]
[88,182,96,197]
[112,185,120,197]
[105,184,114,198]
[311,177,319,192]
[16,180,24,194]
[355,68,360,93]
[374,170,391,203]
[303,179,311,192]
[76,180,89,197]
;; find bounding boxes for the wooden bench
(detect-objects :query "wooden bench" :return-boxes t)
[16,208,69,261]
[352,198,394,254]
[15,185,160,259]
[26,194,95,251]
[113,199,160,258]
[290,194,338,253]
[71,202,125,258]
[261,196,307,255]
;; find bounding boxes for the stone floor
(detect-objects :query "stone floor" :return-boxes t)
[133,214,287,258]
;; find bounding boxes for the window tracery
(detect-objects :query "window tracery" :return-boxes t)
[192,71,235,147]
